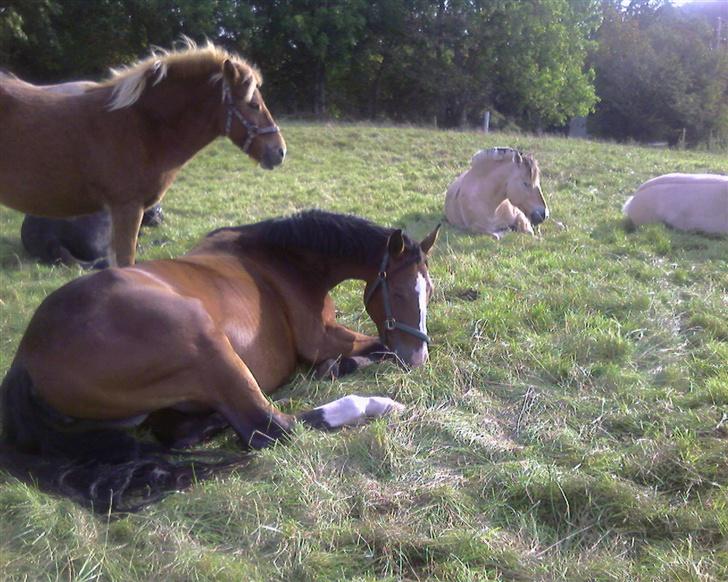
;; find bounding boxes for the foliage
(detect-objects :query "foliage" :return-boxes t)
[0,0,600,129]
[1,123,727,580]
[591,0,728,145]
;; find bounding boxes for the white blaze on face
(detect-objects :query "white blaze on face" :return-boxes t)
[411,272,429,365]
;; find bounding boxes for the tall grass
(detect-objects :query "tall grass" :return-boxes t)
[1,123,726,580]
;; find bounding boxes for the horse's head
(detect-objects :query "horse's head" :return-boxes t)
[219,59,286,170]
[504,153,548,226]
[364,225,440,368]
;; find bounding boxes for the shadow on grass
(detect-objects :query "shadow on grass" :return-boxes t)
[591,218,728,264]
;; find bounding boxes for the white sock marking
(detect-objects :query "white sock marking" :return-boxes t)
[317,395,405,428]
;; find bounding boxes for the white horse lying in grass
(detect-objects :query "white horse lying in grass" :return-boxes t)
[444,147,548,239]
[623,174,728,235]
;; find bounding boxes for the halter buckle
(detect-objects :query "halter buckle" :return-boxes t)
[385,318,396,331]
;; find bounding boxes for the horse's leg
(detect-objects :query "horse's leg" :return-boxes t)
[305,324,391,379]
[494,200,534,236]
[193,332,297,449]
[298,395,405,430]
[144,409,230,449]
[149,344,404,441]
[108,203,144,267]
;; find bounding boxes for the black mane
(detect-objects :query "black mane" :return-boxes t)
[209,209,418,266]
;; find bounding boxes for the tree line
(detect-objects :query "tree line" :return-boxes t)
[1,0,726,146]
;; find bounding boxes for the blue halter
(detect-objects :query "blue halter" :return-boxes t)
[364,251,431,345]
[222,82,280,152]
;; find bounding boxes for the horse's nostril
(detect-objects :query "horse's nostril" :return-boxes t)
[278,147,286,160]
[531,209,546,225]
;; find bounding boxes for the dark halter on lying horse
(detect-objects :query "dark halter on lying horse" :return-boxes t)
[364,251,431,345]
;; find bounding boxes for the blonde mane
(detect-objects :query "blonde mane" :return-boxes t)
[103,37,261,111]
[470,147,540,184]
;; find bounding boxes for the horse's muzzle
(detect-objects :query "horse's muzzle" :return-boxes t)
[530,207,548,226]
[261,145,286,170]
[395,342,429,368]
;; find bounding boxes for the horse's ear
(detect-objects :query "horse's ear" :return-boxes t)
[420,224,441,255]
[387,229,405,257]
[222,59,239,85]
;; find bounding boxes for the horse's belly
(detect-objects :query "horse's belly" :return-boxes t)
[626,175,728,234]
[0,165,102,216]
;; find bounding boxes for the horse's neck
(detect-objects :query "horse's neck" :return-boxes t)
[325,258,378,290]
[284,251,377,292]
[135,79,221,168]
[203,235,381,293]
[471,161,509,208]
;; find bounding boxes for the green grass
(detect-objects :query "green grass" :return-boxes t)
[1,123,727,580]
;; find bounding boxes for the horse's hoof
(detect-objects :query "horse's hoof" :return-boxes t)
[315,358,340,380]
[316,357,363,380]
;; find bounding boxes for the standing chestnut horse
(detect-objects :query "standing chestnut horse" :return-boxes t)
[0,39,286,266]
[1,210,439,511]
[444,147,548,239]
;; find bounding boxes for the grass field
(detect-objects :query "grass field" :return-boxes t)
[0,123,726,581]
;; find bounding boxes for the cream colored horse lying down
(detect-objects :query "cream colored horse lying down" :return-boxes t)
[623,174,728,235]
[444,147,548,239]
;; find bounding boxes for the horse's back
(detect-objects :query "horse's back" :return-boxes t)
[0,77,112,215]
[18,254,297,417]
[624,173,728,234]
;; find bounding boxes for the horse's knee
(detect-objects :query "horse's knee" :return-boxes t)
[218,404,293,450]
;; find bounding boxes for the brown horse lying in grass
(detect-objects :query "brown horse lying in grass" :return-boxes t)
[0,38,286,267]
[1,210,439,512]
[444,147,548,239]
[21,204,164,268]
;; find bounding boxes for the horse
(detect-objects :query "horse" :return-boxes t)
[623,173,728,235]
[0,38,286,267]
[0,210,440,512]
[21,204,164,268]
[444,147,548,239]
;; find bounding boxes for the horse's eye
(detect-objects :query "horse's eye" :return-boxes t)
[523,181,530,188]
[249,102,261,111]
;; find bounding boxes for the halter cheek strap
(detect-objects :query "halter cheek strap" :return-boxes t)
[222,82,280,153]
[364,252,431,344]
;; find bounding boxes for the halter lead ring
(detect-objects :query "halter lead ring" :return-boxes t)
[222,82,280,153]
[364,251,431,344]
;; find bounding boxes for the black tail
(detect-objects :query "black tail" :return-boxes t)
[0,364,248,513]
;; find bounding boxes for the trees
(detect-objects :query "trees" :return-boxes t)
[324,0,601,129]
[591,1,728,145]
[248,0,368,116]
[2,0,599,128]
[5,0,724,145]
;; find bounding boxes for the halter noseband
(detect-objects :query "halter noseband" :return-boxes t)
[364,251,431,345]
[222,81,280,153]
